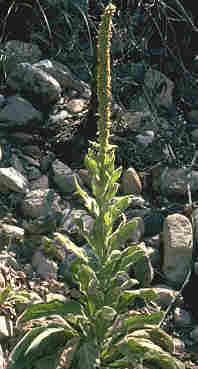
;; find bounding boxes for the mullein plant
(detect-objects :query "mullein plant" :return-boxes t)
[7,3,184,369]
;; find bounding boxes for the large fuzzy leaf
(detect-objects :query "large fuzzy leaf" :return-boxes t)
[24,327,67,361]
[117,288,157,312]
[124,311,164,332]
[108,195,134,224]
[94,306,117,340]
[7,326,71,369]
[17,299,83,327]
[74,176,99,217]
[75,263,97,292]
[108,218,138,250]
[74,342,99,369]
[130,326,174,353]
[54,233,88,263]
[117,337,185,369]
[7,327,50,369]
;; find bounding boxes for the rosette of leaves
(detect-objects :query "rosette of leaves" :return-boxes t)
[7,3,184,369]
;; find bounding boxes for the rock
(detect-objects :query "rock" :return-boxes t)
[153,284,177,307]
[190,325,198,342]
[121,167,142,195]
[20,144,41,160]
[4,40,42,73]
[143,211,164,238]
[22,189,61,218]
[10,153,25,174]
[173,338,185,355]
[34,59,91,97]
[162,214,193,287]
[30,175,49,190]
[123,111,153,131]
[7,63,62,106]
[186,109,198,123]
[191,128,198,142]
[32,250,58,280]
[144,68,175,114]
[0,95,43,129]
[0,95,5,108]
[136,130,155,146]
[0,167,29,193]
[174,307,192,328]
[78,169,91,188]
[66,98,88,113]
[46,293,68,303]
[60,208,94,243]
[159,166,198,197]
[23,213,61,234]
[0,224,24,249]
[9,132,36,145]
[52,159,83,194]
[40,151,56,173]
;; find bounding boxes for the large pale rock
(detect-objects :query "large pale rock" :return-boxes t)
[0,224,24,247]
[32,250,58,280]
[0,167,29,193]
[7,63,62,106]
[22,189,61,218]
[162,214,193,287]
[52,159,82,193]
[0,95,43,129]
[34,59,91,98]
[121,167,142,195]
[60,208,94,243]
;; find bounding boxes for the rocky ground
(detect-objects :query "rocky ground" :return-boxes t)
[1,2,198,368]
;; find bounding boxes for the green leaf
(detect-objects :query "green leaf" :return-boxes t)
[87,278,104,308]
[102,250,122,283]
[96,306,117,322]
[74,176,99,216]
[120,278,139,291]
[74,342,99,369]
[7,327,47,369]
[117,336,185,369]
[108,218,138,250]
[17,300,83,327]
[84,154,98,175]
[54,233,88,263]
[124,311,164,331]
[117,288,157,312]
[109,166,122,184]
[119,244,146,271]
[24,327,67,361]
[94,306,117,340]
[108,195,134,224]
[131,325,174,353]
[105,183,120,203]
[75,263,97,292]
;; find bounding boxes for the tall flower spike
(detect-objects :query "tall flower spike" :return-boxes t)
[97,3,116,167]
